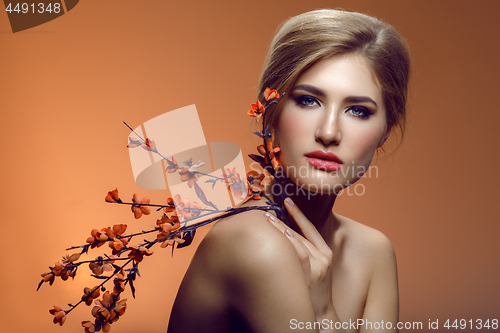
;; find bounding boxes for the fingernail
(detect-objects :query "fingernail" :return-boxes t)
[265,212,277,223]
[285,197,295,206]
[285,229,294,237]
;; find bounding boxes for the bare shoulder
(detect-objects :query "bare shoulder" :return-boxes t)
[335,213,396,272]
[201,209,303,280]
[178,207,307,300]
[169,209,305,332]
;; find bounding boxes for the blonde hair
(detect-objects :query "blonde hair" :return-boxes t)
[258,9,410,143]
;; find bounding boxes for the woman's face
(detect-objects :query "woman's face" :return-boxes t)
[275,54,388,194]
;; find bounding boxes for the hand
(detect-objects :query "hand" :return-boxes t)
[265,197,336,321]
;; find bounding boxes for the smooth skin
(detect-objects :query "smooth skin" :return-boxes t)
[168,55,399,333]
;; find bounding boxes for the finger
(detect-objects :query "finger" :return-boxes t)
[265,212,321,256]
[284,197,331,252]
[284,229,311,277]
[265,212,318,259]
[264,212,287,232]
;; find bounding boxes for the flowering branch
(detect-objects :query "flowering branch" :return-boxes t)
[38,87,287,332]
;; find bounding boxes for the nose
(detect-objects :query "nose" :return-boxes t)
[315,108,341,146]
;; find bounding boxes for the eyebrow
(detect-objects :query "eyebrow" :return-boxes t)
[345,96,378,107]
[292,84,378,107]
[293,84,325,97]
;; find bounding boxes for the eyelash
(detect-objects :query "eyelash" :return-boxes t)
[293,95,374,119]
[346,106,374,119]
[293,95,319,108]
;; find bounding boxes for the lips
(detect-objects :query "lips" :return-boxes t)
[305,150,343,171]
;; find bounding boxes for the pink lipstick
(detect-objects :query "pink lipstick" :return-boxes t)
[305,150,343,171]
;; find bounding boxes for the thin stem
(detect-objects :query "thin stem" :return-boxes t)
[122,121,168,160]
[261,192,275,205]
[123,121,145,143]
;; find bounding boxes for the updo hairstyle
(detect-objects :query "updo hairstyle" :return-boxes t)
[258,9,411,144]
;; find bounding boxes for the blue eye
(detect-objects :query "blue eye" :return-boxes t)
[347,106,373,119]
[293,95,320,108]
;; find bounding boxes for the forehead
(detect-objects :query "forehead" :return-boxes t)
[294,54,383,103]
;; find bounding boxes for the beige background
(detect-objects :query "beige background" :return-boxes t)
[1,0,499,332]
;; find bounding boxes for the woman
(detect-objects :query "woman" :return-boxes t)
[168,9,410,333]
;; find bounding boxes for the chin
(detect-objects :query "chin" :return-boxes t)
[285,174,360,196]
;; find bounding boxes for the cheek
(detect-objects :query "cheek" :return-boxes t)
[275,111,308,150]
[349,126,385,166]
[274,113,309,170]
